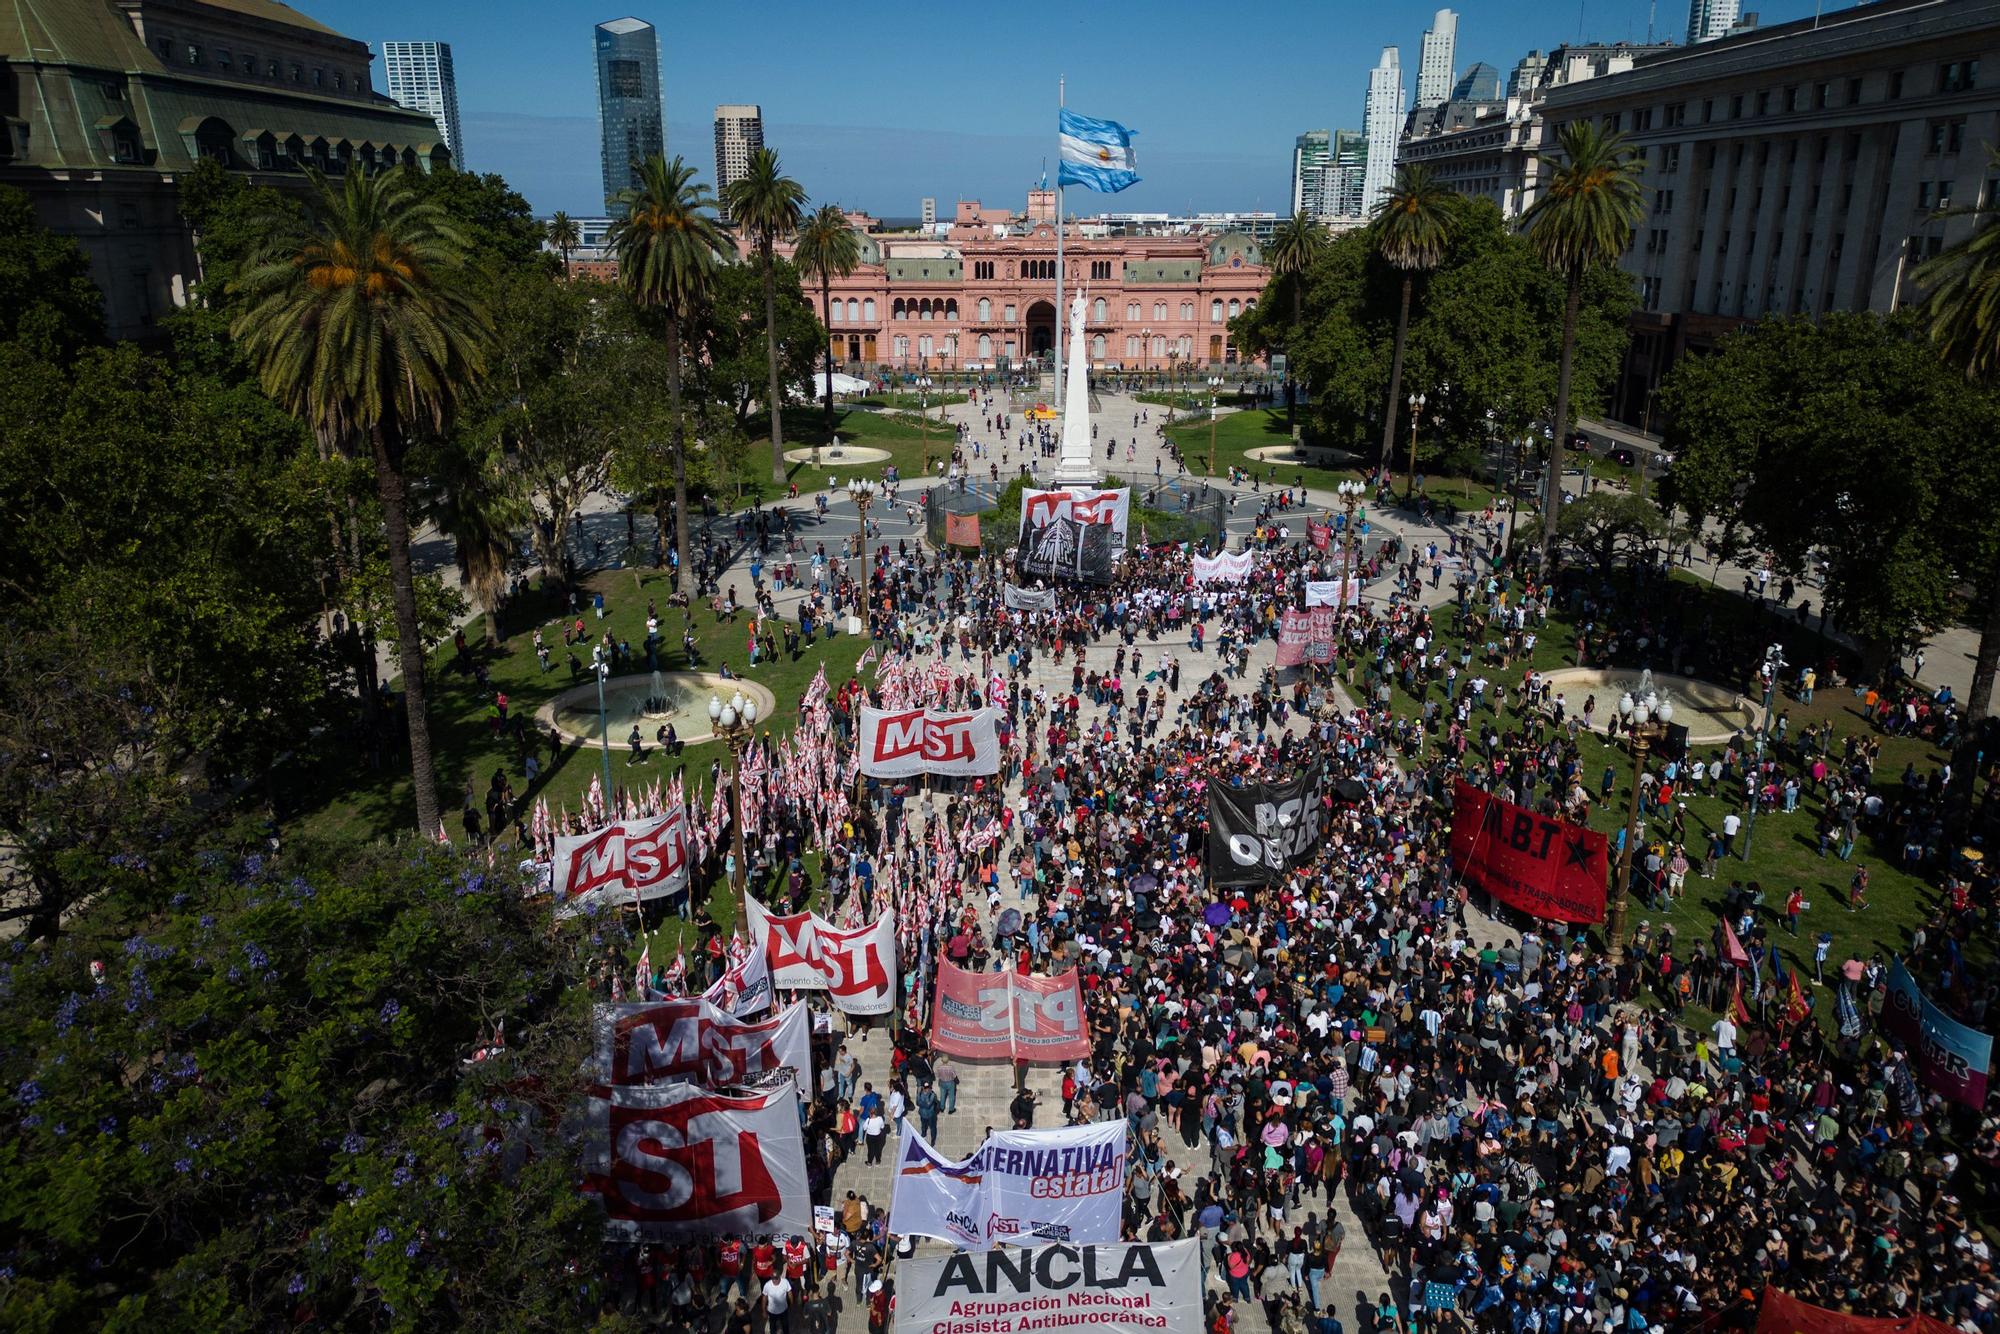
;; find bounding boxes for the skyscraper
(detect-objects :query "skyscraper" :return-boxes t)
[1416,9,1459,109]
[1451,61,1502,102]
[380,41,464,166]
[1362,47,1404,217]
[1291,130,1331,218]
[1508,50,1550,100]
[1687,0,1742,42]
[595,17,664,214]
[713,104,764,221]
[1326,129,1369,219]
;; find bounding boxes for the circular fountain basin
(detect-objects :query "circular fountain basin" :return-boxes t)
[1537,669,1764,745]
[1244,444,1361,468]
[783,445,892,466]
[538,672,776,746]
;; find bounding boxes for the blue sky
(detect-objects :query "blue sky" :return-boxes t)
[339,0,1830,218]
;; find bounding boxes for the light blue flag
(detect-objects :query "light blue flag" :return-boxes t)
[1057,108,1140,193]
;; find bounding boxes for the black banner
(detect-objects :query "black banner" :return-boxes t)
[1207,765,1330,885]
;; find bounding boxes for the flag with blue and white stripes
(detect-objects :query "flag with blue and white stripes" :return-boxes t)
[1058,108,1140,193]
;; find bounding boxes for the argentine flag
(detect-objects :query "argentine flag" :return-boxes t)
[1058,108,1140,193]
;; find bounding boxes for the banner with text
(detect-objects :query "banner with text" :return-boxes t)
[1190,549,1256,583]
[857,706,1002,779]
[701,944,772,1017]
[1448,780,1609,924]
[584,1081,813,1240]
[1308,519,1332,551]
[551,809,691,916]
[1884,958,1993,1108]
[889,1118,1127,1249]
[746,896,898,1015]
[1018,487,1129,583]
[1002,584,1058,613]
[592,998,810,1090]
[1304,577,1362,608]
[895,1240,1203,1334]
[931,959,1089,1063]
[945,512,981,547]
[1207,765,1330,886]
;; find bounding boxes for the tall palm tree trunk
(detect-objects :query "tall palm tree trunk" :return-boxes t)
[370,425,441,838]
[1540,263,1584,568]
[1380,275,1414,473]
[666,319,693,588]
[1286,280,1302,439]
[1969,548,2000,723]
[762,245,786,486]
[819,269,837,459]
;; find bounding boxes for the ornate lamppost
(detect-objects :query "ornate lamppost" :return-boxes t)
[1207,374,1223,479]
[1609,689,1675,962]
[1336,478,1365,616]
[845,477,878,638]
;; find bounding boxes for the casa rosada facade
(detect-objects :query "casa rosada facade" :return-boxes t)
[751,199,1273,373]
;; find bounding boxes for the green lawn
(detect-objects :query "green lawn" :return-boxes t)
[725,405,952,503]
[1163,408,1502,511]
[1363,568,1950,979]
[280,567,868,896]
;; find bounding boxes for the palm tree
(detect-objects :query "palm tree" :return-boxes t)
[609,154,728,586]
[793,202,862,462]
[1266,211,1327,441]
[233,167,492,838]
[546,211,580,279]
[1915,146,2000,721]
[415,434,529,646]
[1521,121,1646,567]
[1372,165,1461,486]
[722,147,808,486]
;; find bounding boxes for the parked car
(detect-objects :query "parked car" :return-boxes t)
[1606,446,1638,467]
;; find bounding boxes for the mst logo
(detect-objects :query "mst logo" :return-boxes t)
[868,711,983,766]
[599,1093,784,1227]
[562,814,689,900]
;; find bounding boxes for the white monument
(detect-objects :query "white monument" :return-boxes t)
[1051,289,1099,485]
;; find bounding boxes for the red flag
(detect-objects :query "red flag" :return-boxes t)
[1785,970,1811,1027]
[1730,974,1752,1026]
[1722,919,1751,969]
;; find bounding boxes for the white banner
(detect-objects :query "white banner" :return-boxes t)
[550,810,691,916]
[858,706,1002,778]
[1304,576,1362,608]
[585,1081,813,1240]
[702,944,772,1017]
[1020,486,1130,538]
[746,897,898,1015]
[889,1119,1127,1249]
[1002,584,1058,613]
[895,1240,1203,1334]
[1190,550,1256,583]
[593,998,811,1090]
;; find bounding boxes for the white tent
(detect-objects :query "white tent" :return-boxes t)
[808,370,872,398]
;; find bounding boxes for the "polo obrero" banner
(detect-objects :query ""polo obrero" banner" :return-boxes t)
[888,1119,1127,1249]
[894,1239,1203,1334]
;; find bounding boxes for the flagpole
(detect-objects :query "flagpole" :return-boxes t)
[1055,75,1064,407]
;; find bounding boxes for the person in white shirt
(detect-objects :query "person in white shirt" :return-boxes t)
[1711,1016,1737,1054]
[762,1273,794,1333]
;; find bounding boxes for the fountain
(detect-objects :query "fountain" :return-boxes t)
[539,672,775,746]
[1538,665,1764,744]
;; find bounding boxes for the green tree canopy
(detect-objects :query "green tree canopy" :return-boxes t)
[1657,312,2000,656]
[0,184,104,363]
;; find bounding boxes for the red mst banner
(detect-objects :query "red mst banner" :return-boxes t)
[1449,781,1608,924]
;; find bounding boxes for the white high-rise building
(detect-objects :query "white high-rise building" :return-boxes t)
[713,104,765,221]
[1416,9,1459,109]
[1362,47,1404,217]
[1687,0,1742,42]
[380,40,464,167]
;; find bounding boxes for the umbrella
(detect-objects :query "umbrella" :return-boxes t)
[1204,902,1232,927]
[1136,909,1161,933]
[1133,874,1160,896]
[995,908,1023,937]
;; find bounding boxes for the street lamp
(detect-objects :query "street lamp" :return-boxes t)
[1207,374,1223,479]
[1336,479,1365,620]
[1406,392,1427,503]
[1139,328,1152,377]
[1609,690,1675,962]
[708,691,760,925]
[916,374,936,472]
[592,650,615,802]
[845,477,878,638]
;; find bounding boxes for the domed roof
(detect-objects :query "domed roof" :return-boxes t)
[1207,232,1262,268]
[855,233,883,265]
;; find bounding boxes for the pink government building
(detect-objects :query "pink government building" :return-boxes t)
[756,189,1274,374]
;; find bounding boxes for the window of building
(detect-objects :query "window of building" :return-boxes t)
[978,334,992,358]
[1889,70,1905,98]
[217,47,231,71]
[156,36,172,61]
[1124,335,1139,357]
[1660,144,1681,173]
[112,129,142,163]
[1939,60,1980,93]
[1815,82,1832,109]
[1210,299,1223,322]
[1653,189,1674,215]
[1783,85,1800,111]
[1152,301,1166,321]
[1227,299,1240,317]
[1747,231,1756,253]
[945,299,958,320]
[1125,300,1140,320]
[1917,180,1935,209]
[977,297,991,322]
[1092,297,1106,322]
[1701,98,1714,123]
[1729,94,1743,118]
[862,298,875,321]
[918,335,932,357]
[334,72,344,91]
[289,62,303,83]
[894,336,909,359]
[1090,260,1111,280]
[1003,303,1015,322]
[312,68,324,87]
[1179,301,1193,320]
[1603,112,1620,132]
[1092,334,1105,359]
[1755,91,1770,115]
